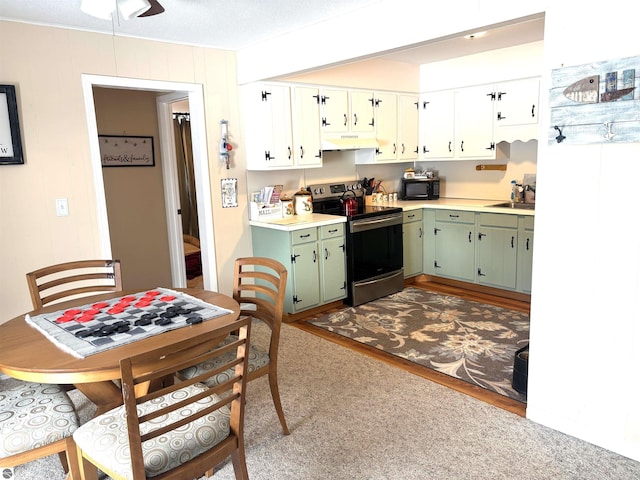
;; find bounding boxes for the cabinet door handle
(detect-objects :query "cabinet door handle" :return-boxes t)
[324,248,329,260]
[497,111,506,121]
[478,232,486,240]
[419,227,423,239]
[313,250,317,263]
[434,227,441,235]
[531,105,536,118]
[353,113,358,126]
[526,238,531,250]
[369,117,375,127]
[393,143,397,154]
[299,146,304,158]
[486,142,496,151]
[344,114,348,126]
[322,117,330,127]
[265,150,274,161]
[423,146,429,153]
[328,228,338,233]
[478,268,486,276]
[434,261,441,269]
[401,143,405,154]
[449,214,459,219]
[468,231,472,243]
[261,91,271,101]
[448,141,452,153]
[299,234,311,239]
[315,149,322,158]
[460,140,464,152]
[288,146,292,160]
[511,236,515,248]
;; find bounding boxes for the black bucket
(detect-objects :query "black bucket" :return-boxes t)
[512,344,529,395]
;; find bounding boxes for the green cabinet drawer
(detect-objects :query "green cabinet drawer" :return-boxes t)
[478,213,518,228]
[403,209,423,223]
[291,227,318,245]
[435,210,475,223]
[320,223,344,239]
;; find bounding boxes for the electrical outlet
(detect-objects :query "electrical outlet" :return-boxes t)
[55,198,69,217]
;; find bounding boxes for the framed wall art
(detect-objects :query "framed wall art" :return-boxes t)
[0,84,24,165]
[99,135,155,167]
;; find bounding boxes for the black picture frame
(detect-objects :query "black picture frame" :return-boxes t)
[0,85,24,165]
[98,135,155,167]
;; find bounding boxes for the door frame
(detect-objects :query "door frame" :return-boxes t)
[81,74,219,292]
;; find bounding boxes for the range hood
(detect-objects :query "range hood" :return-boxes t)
[322,135,379,150]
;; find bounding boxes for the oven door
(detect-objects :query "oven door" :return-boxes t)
[346,213,404,306]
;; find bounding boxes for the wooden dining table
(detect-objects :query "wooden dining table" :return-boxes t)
[0,288,240,414]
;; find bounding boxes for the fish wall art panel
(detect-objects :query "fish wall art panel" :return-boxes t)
[549,55,640,145]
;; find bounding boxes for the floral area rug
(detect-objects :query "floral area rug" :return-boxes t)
[309,287,529,402]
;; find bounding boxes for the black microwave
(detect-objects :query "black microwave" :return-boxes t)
[400,178,440,200]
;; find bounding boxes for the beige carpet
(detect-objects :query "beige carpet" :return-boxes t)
[13,322,640,479]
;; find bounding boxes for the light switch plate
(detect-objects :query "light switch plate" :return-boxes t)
[55,198,69,217]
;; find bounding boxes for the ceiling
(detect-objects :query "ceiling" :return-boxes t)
[0,0,544,64]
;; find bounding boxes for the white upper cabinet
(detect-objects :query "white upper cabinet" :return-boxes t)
[420,83,516,161]
[292,86,322,167]
[349,90,376,134]
[356,91,418,164]
[320,88,349,134]
[493,77,541,143]
[455,84,497,159]
[397,94,420,161]
[242,83,322,170]
[320,88,376,136]
[421,90,455,159]
[373,91,398,162]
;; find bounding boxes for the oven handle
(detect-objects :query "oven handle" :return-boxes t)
[352,269,404,287]
[350,213,403,233]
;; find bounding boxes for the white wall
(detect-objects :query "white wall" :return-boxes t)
[526,3,640,461]
[236,0,640,462]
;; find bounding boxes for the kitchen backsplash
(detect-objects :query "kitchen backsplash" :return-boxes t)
[246,140,537,203]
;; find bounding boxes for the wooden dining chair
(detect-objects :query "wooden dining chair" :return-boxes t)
[0,379,81,479]
[73,315,252,480]
[26,259,123,309]
[179,256,290,435]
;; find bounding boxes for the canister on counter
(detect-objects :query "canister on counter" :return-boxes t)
[280,195,294,217]
[293,188,313,215]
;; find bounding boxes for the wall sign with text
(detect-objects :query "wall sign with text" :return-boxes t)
[0,84,24,165]
[99,135,155,167]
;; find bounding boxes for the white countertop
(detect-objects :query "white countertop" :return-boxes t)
[249,197,534,231]
[249,213,346,231]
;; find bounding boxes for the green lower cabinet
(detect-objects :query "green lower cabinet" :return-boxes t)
[319,225,347,303]
[516,216,534,293]
[403,210,424,278]
[251,223,346,314]
[290,241,321,311]
[476,224,518,289]
[432,210,476,282]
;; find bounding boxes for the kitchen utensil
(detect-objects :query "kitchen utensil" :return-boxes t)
[340,190,358,215]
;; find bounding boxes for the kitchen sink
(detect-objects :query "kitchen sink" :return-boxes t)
[489,202,535,210]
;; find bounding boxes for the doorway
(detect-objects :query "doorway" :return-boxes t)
[81,74,219,292]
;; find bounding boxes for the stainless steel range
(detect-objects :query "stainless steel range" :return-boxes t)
[308,181,404,306]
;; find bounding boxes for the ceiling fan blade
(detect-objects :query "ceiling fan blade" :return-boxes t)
[138,0,165,17]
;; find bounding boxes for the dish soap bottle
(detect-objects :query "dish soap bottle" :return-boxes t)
[510,180,517,203]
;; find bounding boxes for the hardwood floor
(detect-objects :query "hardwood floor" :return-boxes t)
[291,277,530,417]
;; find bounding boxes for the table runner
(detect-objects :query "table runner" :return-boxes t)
[25,288,233,358]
